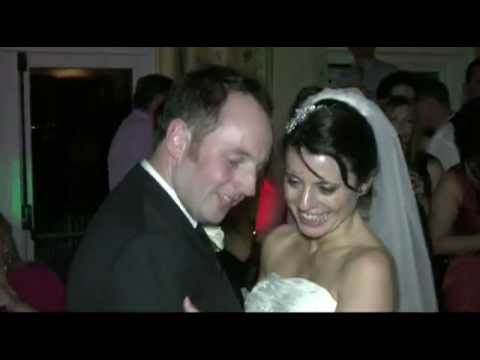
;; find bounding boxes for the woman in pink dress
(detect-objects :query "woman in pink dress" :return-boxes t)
[430,97,480,311]
[0,213,65,312]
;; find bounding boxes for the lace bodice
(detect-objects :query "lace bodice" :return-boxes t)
[244,273,337,312]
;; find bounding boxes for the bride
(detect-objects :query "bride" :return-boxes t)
[244,88,437,312]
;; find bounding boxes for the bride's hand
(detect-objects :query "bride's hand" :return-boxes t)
[183,296,200,312]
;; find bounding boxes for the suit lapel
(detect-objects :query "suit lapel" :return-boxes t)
[138,166,208,252]
[136,165,242,310]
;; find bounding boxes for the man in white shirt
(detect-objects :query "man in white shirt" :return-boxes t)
[336,47,398,101]
[416,78,459,170]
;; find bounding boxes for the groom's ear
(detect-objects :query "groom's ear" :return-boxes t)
[165,118,191,160]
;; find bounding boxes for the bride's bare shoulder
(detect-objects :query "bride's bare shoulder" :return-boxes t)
[258,225,300,277]
[262,225,298,254]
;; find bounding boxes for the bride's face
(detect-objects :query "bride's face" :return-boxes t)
[284,147,359,240]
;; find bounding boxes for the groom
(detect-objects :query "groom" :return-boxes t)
[67,65,273,312]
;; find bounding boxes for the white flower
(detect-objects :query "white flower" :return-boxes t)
[203,226,225,252]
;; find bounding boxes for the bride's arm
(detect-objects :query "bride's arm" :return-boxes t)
[336,249,396,312]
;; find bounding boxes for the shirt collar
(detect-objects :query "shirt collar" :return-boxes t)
[141,160,197,228]
[141,160,224,252]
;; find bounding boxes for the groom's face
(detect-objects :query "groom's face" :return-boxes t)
[173,92,272,225]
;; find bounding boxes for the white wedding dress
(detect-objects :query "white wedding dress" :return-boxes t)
[244,273,337,312]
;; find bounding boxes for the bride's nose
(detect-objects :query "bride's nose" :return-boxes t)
[298,187,314,211]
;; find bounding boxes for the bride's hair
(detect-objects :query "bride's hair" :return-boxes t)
[284,99,377,193]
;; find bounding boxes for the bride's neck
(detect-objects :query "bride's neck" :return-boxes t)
[309,211,364,253]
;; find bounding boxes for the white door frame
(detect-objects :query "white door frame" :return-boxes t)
[0,47,156,261]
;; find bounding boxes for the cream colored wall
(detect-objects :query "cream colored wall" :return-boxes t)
[153,46,329,161]
[270,47,327,144]
[154,46,478,130]
[327,47,476,111]
[265,46,479,177]
[263,47,327,179]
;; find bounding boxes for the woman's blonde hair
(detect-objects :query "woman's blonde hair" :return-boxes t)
[0,213,20,271]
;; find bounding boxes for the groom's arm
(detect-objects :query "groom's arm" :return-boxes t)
[108,234,185,312]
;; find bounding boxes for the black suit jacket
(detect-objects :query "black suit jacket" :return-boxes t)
[67,164,242,312]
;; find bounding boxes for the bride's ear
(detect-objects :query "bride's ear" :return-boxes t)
[359,176,374,195]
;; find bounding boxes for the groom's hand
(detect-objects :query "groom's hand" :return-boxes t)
[183,296,200,312]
